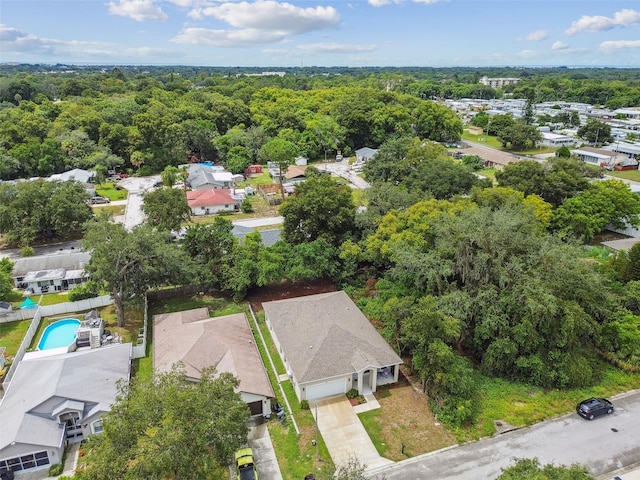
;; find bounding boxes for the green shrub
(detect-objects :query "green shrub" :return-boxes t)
[49,463,63,476]
[20,246,35,257]
[68,281,101,301]
[138,166,153,177]
[241,198,253,213]
[300,400,309,410]
[346,388,359,399]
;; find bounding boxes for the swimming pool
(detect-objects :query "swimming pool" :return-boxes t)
[37,319,81,350]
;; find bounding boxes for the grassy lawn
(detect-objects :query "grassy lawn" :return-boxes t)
[95,182,128,201]
[457,365,640,442]
[358,380,457,461]
[607,169,640,182]
[0,319,31,357]
[462,130,556,155]
[478,168,498,183]
[38,292,69,306]
[96,204,126,216]
[462,130,503,149]
[148,293,246,318]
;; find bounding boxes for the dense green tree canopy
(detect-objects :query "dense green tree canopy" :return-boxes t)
[496,158,599,207]
[0,179,92,245]
[83,365,250,480]
[362,198,618,388]
[551,179,640,241]
[280,172,356,247]
[142,186,191,232]
[577,119,613,145]
[82,218,194,326]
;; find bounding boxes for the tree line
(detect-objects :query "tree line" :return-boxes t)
[2,67,639,180]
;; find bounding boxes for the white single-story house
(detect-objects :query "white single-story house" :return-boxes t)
[47,168,96,197]
[21,268,89,295]
[540,132,575,148]
[153,308,275,417]
[0,343,132,477]
[12,252,91,292]
[186,189,238,215]
[572,147,633,169]
[262,291,403,402]
[47,168,94,185]
[355,147,378,163]
[188,169,235,190]
[268,164,308,185]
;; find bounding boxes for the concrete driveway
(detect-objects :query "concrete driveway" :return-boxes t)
[115,175,161,231]
[248,423,283,480]
[312,396,393,472]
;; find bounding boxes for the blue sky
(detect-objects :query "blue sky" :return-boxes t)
[1,0,639,67]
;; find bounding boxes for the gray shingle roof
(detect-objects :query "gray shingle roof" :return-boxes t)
[153,309,274,399]
[0,343,132,452]
[12,252,91,278]
[262,291,402,384]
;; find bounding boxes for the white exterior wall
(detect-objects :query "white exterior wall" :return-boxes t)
[190,204,234,216]
[240,391,271,416]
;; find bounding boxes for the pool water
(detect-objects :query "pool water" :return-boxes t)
[37,319,81,350]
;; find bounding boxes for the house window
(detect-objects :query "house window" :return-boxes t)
[92,419,104,434]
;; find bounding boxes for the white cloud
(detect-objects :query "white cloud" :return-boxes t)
[551,41,569,51]
[0,24,173,59]
[565,9,640,35]
[526,30,548,42]
[296,42,378,53]
[194,1,340,34]
[598,40,640,53]
[172,27,285,46]
[107,0,168,21]
[516,49,541,59]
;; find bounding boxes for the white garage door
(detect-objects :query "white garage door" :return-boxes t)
[306,379,346,400]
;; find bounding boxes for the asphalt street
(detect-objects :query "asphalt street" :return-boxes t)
[369,390,640,480]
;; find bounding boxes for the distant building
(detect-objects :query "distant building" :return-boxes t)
[540,132,575,148]
[186,189,238,215]
[479,77,520,89]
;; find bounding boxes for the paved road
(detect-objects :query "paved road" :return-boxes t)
[118,175,160,231]
[369,390,640,480]
[318,160,370,189]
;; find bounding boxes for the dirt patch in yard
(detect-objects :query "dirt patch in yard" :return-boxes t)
[370,373,457,461]
[248,279,337,311]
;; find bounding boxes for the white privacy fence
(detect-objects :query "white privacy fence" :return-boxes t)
[2,295,115,390]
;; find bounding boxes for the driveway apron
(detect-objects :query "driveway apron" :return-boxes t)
[312,396,393,472]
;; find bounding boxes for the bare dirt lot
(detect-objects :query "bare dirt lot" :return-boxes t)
[248,278,337,311]
[365,372,457,461]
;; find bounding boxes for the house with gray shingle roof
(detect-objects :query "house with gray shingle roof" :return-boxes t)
[0,343,132,476]
[153,308,275,417]
[263,291,402,401]
[11,251,91,294]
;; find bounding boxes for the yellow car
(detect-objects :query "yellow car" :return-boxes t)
[235,448,258,480]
